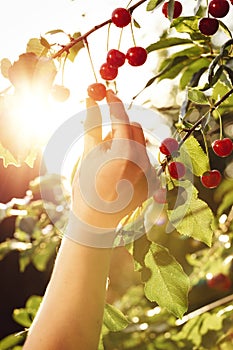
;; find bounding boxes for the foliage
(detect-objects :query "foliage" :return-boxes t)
[0,0,233,349]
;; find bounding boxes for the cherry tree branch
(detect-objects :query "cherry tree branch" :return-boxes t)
[52,0,147,59]
[179,86,233,148]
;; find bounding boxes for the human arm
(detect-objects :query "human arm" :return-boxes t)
[23,90,156,350]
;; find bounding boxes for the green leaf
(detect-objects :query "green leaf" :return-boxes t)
[40,36,51,49]
[26,38,48,56]
[13,309,32,327]
[24,147,39,168]
[180,58,210,90]
[133,19,141,28]
[45,29,65,35]
[144,243,190,319]
[219,20,232,38]
[167,186,214,246]
[146,38,193,53]
[68,32,84,62]
[200,312,223,335]
[133,234,151,271]
[32,239,58,271]
[172,316,203,346]
[0,332,26,350]
[171,16,199,34]
[158,56,193,81]
[19,251,31,272]
[0,142,20,167]
[26,295,42,318]
[146,0,164,11]
[1,58,12,78]
[179,135,210,176]
[103,304,129,331]
[188,88,209,104]
[212,81,233,112]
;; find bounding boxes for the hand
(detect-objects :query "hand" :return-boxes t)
[71,90,158,231]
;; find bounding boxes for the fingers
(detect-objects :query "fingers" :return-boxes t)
[131,122,146,147]
[106,90,132,139]
[84,98,102,156]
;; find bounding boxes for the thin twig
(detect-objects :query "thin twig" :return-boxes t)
[52,0,147,59]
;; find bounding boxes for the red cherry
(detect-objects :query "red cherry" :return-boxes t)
[153,188,167,204]
[198,17,219,35]
[87,83,106,101]
[100,63,118,80]
[208,0,230,18]
[107,49,125,68]
[160,137,179,156]
[200,169,221,188]
[207,273,232,291]
[212,138,233,157]
[126,47,147,67]
[162,1,183,18]
[168,161,186,180]
[111,8,131,28]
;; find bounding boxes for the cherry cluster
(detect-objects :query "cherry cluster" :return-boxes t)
[199,0,231,36]
[153,136,232,204]
[87,7,148,101]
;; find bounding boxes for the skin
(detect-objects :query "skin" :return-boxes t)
[23,90,156,350]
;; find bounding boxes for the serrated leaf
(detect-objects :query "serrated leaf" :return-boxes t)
[68,32,84,62]
[167,195,214,246]
[146,0,164,11]
[103,304,129,331]
[26,38,48,56]
[144,243,190,319]
[147,38,193,53]
[188,88,209,104]
[179,135,209,176]
[1,58,12,78]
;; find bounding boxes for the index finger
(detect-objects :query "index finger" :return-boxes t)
[84,97,102,156]
[106,90,132,140]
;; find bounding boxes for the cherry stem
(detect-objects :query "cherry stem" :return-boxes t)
[201,128,210,169]
[130,21,137,47]
[52,0,147,59]
[118,28,124,51]
[106,23,111,52]
[84,37,98,83]
[215,108,223,140]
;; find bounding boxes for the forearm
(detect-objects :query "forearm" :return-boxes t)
[23,237,112,350]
